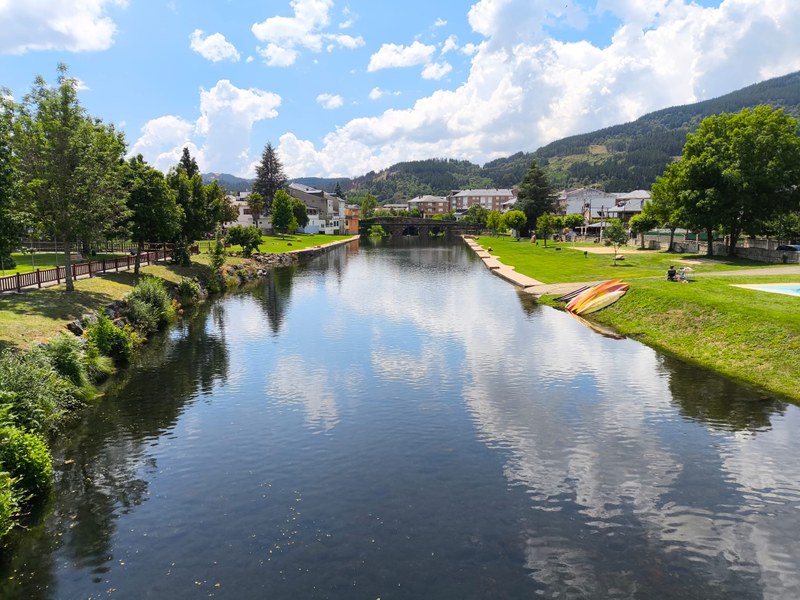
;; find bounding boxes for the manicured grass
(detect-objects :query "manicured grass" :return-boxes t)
[473,235,763,283]
[2,252,123,275]
[196,233,354,255]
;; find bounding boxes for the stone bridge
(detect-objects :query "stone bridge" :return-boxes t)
[359,217,482,238]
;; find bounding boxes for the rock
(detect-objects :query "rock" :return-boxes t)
[81,312,99,326]
[112,318,127,329]
[66,320,84,336]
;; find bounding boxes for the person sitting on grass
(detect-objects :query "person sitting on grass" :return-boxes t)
[667,265,678,281]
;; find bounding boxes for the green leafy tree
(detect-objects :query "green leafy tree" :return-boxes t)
[486,210,503,235]
[629,212,658,249]
[535,213,561,246]
[649,162,687,252]
[179,146,199,178]
[247,192,265,228]
[225,225,262,257]
[361,193,377,219]
[15,64,127,291]
[0,94,23,270]
[463,204,489,227]
[123,155,183,274]
[604,218,629,264]
[502,210,527,239]
[253,142,286,213]
[563,213,585,232]
[271,189,296,234]
[515,161,558,235]
[291,198,309,230]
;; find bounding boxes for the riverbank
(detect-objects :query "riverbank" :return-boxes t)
[0,235,358,350]
[467,235,800,402]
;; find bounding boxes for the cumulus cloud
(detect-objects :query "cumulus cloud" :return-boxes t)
[252,0,364,67]
[368,87,401,100]
[421,61,452,80]
[189,29,240,62]
[130,80,281,176]
[0,0,126,54]
[434,18,447,27]
[367,41,437,71]
[441,34,459,54]
[278,0,800,178]
[316,93,344,109]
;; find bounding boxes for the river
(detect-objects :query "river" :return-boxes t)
[2,238,799,599]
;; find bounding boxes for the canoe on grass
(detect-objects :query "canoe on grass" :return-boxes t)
[575,286,629,315]
[566,279,627,314]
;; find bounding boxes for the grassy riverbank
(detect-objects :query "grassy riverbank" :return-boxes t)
[473,236,800,402]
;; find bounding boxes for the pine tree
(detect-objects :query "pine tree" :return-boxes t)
[253,142,286,213]
[334,182,344,198]
[179,147,199,178]
[515,161,557,235]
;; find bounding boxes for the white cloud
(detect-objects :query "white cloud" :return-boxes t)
[368,87,401,100]
[0,0,127,54]
[421,61,452,80]
[130,80,281,176]
[189,29,240,62]
[434,18,447,27]
[316,93,344,109]
[367,41,437,71]
[251,0,364,67]
[441,34,459,54]
[278,0,800,179]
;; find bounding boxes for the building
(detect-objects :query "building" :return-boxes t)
[448,189,516,213]
[345,204,360,235]
[606,190,651,225]
[287,183,346,234]
[408,195,450,217]
[224,191,268,231]
[557,188,615,222]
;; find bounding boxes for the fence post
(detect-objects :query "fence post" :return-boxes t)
[56,266,61,284]
[127,255,131,269]
[88,261,93,278]
[16,272,21,293]
[36,268,41,288]
[102,258,106,273]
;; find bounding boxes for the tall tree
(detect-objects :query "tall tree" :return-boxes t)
[291,198,309,230]
[629,212,658,249]
[0,93,23,270]
[503,210,527,239]
[123,155,183,274]
[649,161,687,252]
[15,64,126,291]
[253,142,286,213]
[247,192,265,228]
[179,147,199,178]
[360,193,377,219]
[535,213,561,247]
[271,189,295,234]
[333,182,344,198]
[515,161,557,235]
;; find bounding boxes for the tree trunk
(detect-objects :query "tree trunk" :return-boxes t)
[134,240,143,275]
[639,232,645,249]
[706,227,714,257]
[668,228,676,252]
[728,227,739,257]
[64,246,74,292]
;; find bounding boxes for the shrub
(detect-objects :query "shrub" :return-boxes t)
[40,333,90,389]
[226,225,263,257]
[83,341,115,383]
[124,297,160,334]
[176,277,200,305]
[0,426,53,502]
[86,315,135,363]
[127,277,174,328]
[0,471,17,539]
[0,351,79,433]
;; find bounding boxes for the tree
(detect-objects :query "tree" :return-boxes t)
[253,142,286,213]
[333,182,344,198]
[291,198,309,230]
[486,210,503,235]
[649,161,687,252]
[361,193,377,219]
[604,218,629,265]
[247,192,265,228]
[225,225,262,257]
[503,210,527,239]
[271,189,296,234]
[179,147,199,178]
[515,161,558,235]
[629,212,658,249]
[463,204,489,227]
[535,213,561,247]
[15,64,127,291]
[563,213,585,232]
[0,94,23,270]
[123,155,183,274]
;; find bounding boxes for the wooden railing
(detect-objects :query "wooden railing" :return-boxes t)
[0,248,174,293]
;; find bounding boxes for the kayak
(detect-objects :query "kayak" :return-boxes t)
[575,286,629,315]
[566,279,627,313]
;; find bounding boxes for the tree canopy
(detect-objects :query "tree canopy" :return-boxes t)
[271,189,295,234]
[515,161,558,235]
[253,143,286,213]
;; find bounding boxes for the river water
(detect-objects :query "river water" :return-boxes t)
[2,239,799,599]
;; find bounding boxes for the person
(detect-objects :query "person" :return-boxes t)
[667,265,677,281]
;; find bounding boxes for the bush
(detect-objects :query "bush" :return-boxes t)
[176,277,200,305]
[83,341,115,383]
[0,471,17,539]
[86,315,136,363]
[124,297,160,334]
[0,426,53,502]
[0,351,80,433]
[40,333,89,389]
[127,277,174,328]
[226,225,263,257]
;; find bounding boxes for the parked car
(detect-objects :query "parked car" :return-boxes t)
[776,244,800,251]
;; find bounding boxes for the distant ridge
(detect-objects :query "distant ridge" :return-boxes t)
[204,70,800,200]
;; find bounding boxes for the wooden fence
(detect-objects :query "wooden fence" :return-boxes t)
[0,248,174,293]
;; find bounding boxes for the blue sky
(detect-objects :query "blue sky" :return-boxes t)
[2,0,799,179]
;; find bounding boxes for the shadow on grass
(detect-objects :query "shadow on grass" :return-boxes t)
[0,288,119,320]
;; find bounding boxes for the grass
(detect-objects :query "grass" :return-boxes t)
[197,233,354,255]
[473,235,764,283]
[474,235,800,401]
[2,252,124,275]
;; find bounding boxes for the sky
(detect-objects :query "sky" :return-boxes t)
[1,0,799,180]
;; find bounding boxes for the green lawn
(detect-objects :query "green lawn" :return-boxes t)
[473,235,764,283]
[197,233,354,255]
[2,252,124,275]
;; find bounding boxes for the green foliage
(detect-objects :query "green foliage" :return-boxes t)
[253,142,286,213]
[629,212,659,248]
[0,350,79,433]
[604,219,630,264]
[124,297,161,334]
[291,198,310,230]
[177,277,201,305]
[247,192,265,227]
[535,213,562,246]
[86,315,135,363]
[0,426,53,501]
[360,194,378,219]
[128,276,173,329]
[226,224,263,257]
[515,161,558,235]
[83,341,115,383]
[368,224,387,238]
[270,190,296,234]
[486,210,505,234]
[463,204,489,227]
[209,226,226,271]
[563,213,585,230]
[502,210,527,238]
[41,333,89,389]
[0,471,17,538]
[0,94,24,270]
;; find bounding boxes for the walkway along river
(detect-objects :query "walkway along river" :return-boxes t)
[2,238,799,599]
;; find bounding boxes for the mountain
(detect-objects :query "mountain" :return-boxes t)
[202,172,254,193]
[205,70,800,200]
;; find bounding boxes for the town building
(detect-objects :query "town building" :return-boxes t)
[407,195,450,217]
[345,204,360,235]
[287,183,346,234]
[448,189,516,213]
[606,190,651,225]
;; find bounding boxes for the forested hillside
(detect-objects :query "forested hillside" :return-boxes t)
[208,70,800,200]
